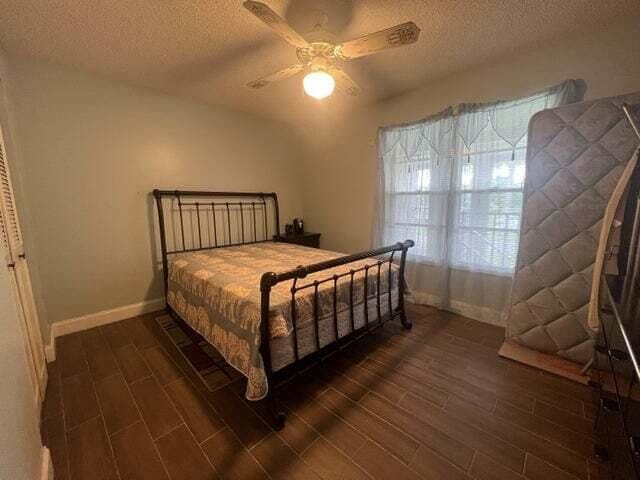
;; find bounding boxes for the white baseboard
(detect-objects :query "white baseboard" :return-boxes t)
[408,292,506,327]
[44,297,165,362]
[447,299,506,327]
[41,446,53,480]
[35,362,48,419]
[44,333,55,363]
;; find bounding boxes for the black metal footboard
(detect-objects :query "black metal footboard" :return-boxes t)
[258,240,414,428]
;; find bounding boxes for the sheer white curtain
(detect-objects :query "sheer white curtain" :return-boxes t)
[374,80,585,324]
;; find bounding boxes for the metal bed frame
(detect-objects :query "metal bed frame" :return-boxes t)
[152,189,414,428]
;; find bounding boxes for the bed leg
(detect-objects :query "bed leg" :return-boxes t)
[400,310,413,330]
[266,390,286,430]
[396,275,412,330]
[397,241,413,330]
[260,272,286,430]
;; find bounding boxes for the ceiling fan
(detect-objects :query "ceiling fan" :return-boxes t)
[243,1,420,100]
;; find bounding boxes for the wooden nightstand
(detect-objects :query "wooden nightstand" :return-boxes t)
[275,232,321,249]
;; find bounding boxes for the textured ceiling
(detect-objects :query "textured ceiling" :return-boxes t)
[1,0,638,126]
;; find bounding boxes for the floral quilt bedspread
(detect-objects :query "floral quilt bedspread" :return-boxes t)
[167,241,398,400]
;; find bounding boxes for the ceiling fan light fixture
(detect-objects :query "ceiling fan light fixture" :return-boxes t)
[243,2,421,99]
[303,70,335,100]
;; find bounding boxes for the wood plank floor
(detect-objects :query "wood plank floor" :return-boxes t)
[41,304,608,480]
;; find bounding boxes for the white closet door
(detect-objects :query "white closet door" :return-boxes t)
[0,124,47,409]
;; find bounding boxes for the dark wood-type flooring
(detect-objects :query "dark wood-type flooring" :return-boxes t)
[41,304,607,480]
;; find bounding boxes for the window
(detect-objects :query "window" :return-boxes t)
[448,114,528,274]
[377,82,581,276]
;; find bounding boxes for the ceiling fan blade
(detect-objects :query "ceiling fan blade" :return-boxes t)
[336,22,420,59]
[329,67,361,96]
[243,1,309,49]
[247,64,306,89]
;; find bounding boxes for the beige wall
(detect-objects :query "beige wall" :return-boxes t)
[301,16,640,254]
[2,56,305,334]
[2,15,640,335]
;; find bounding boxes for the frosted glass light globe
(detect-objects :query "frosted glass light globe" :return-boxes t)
[303,71,335,100]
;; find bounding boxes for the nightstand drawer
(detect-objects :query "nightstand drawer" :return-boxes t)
[275,232,321,248]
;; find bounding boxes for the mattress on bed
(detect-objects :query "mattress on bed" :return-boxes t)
[166,241,400,400]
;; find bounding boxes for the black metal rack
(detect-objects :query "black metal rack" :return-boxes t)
[593,273,640,479]
[592,103,640,479]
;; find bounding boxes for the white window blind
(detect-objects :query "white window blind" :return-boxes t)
[377,81,582,276]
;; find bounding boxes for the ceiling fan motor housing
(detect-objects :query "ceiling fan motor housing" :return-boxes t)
[297,42,338,67]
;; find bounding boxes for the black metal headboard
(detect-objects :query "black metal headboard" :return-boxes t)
[152,189,280,292]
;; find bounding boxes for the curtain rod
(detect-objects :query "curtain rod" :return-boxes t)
[378,79,584,133]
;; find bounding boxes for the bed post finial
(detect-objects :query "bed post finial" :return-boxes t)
[260,271,278,291]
